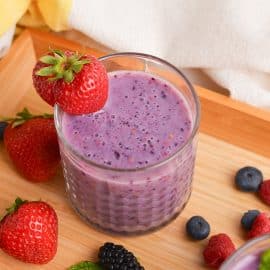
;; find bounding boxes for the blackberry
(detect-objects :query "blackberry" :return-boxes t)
[98,242,145,270]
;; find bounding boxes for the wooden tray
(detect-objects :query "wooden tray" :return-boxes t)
[0,29,270,270]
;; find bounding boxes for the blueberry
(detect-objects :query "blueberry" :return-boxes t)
[0,121,8,140]
[186,216,210,240]
[241,210,260,230]
[235,166,263,192]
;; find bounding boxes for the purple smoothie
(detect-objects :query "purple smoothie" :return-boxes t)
[59,71,197,233]
[63,71,192,168]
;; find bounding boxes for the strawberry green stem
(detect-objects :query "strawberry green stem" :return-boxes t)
[36,49,90,83]
[0,197,27,221]
[2,107,53,128]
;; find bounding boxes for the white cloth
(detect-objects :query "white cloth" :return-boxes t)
[1,0,270,108]
[0,26,15,58]
[68,0,270,108]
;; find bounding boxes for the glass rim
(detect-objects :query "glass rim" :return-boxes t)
[54,52,201,172]
[220,233,270,269]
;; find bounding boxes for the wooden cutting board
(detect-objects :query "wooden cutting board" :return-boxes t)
[0,29,270,270]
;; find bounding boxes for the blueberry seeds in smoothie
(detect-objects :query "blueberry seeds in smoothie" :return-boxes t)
[62,71,192,169]
[56,60,199,234]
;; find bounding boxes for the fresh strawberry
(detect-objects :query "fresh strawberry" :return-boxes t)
[32,60,56,106]
[3,108,60,182]
[33,49,108,115]
[0,198,58,264]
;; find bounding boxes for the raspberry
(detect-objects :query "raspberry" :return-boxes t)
[259,180,270,205]
[248,213,270,239]
[203,234,235,268]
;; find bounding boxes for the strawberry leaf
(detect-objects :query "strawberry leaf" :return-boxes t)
[75,60,90,65]
[0,198,27,221]
[52,49,65,58]
[36,66,56,76]
[43,113,54,118]
[40,55,58,65]
[6,198,26,215]
[63,70,74,83]
[1,108,53,128]
[36,49,90,83]
[68,53,81,64]
[72,64,83,73]
[68,261,102,270]
[2,117,17,122]
[12,119,26,128]
[16,108,33,119]
[71,60,89,73]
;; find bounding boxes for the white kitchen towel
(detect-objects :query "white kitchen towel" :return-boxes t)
[1,0,270,108]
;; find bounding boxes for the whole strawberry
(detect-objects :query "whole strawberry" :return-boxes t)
[3,108,60,182]
[0,198,58,264]
[33,50,108,115]
[32,60,56,106]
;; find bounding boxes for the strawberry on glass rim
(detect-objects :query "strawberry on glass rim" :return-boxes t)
[33,49,108,115]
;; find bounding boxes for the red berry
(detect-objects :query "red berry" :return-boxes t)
[248,213,270,239]
[203,233,235,268]
[54,55,108,114]
[32,60,56,106]
[259,180,270,205]
[4,110,60,182]
[33,50,108,115]
[0,198,58,264]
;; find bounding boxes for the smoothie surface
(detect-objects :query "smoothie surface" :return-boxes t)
[62,71,192,169]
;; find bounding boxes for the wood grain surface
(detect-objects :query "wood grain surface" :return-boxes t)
[0,29,269,270]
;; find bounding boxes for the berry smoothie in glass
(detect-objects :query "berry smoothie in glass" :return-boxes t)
[221,234,270,270]
[54,53,200,234]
